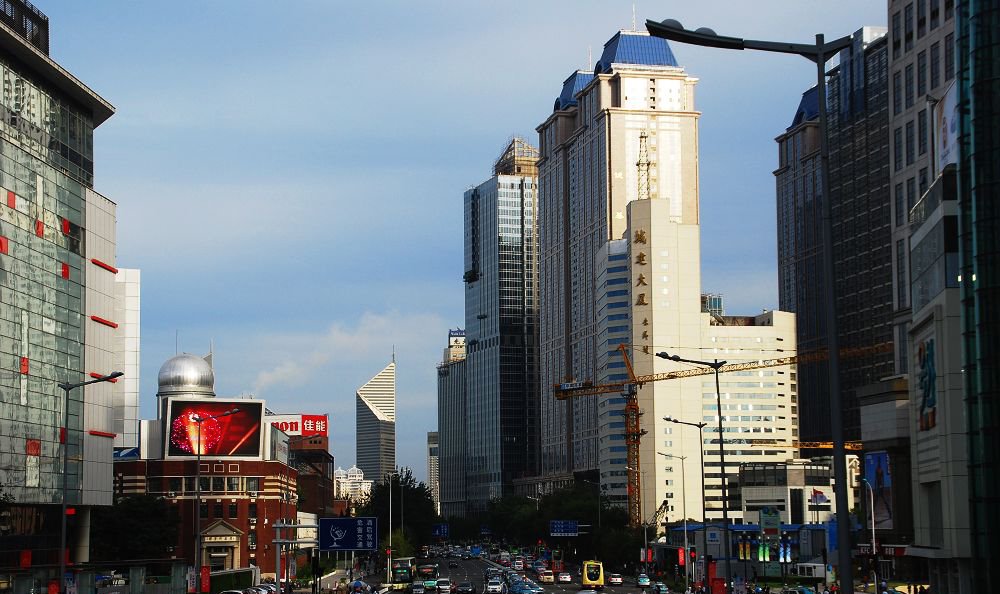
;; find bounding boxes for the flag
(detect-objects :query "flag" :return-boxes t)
[811,488,829,504]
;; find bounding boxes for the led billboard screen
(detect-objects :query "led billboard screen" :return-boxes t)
[165,399,265,459]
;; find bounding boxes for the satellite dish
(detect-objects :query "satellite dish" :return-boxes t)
[695,27,718,36]
[660,19,684,30]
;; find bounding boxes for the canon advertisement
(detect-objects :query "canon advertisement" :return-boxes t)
[165,398,265,459]
[267,413,329,437]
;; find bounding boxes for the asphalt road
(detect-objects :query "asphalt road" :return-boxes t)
[433,558,647,594]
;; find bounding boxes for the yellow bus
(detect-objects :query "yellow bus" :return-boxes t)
[581,560,604,589]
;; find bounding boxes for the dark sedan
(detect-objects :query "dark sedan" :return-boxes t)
[456,583,475,594]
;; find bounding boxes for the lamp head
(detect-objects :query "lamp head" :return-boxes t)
[106,371,125,380]
[655,351,680,361]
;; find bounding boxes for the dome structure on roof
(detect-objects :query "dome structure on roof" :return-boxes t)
[157,353,215,396]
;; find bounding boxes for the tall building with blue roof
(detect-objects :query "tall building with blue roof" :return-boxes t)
[537,30,799,534]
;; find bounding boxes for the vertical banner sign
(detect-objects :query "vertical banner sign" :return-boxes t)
[200,567,210,593]
[865,451,894,529]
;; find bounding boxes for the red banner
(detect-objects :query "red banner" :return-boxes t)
[200,566,210,593]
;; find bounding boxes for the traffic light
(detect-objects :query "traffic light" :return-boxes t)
[386,548,392,556]
[690,547,696,563]
[678,548,685,566]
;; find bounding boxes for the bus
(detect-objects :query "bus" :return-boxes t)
[581,560,604,589]
[416,564,440,589]
[392,557,417,583]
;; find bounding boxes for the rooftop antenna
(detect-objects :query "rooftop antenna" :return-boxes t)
[632,3,636,31]
[637,131,650,200]
[588,45,592,69]
[175,330,178,355]
[392,344,396,364]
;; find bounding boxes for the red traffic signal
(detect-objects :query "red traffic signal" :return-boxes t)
[386,548,392,556]
[678,548,685,566]
[690,548,697,560]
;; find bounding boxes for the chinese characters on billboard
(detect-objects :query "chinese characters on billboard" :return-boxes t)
[165,399,264,458]
[267,414,328,437]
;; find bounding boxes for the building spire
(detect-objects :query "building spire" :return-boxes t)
[637,130,650,200]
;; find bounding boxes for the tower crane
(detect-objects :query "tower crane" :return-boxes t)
[554,341,891,527]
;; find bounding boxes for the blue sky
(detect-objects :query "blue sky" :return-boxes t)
[43,1,884,483]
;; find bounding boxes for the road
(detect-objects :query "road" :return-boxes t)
[432,558,650,594]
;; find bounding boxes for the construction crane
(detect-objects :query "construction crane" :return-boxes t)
[553,341,892,527]
[748,441,864,451]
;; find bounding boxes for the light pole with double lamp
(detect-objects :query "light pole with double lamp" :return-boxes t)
[193,408,240,594]
[663,416,707,524]
[58,371,124,594]
[657,452,689,590]
[645,19,854,592]
[656,352,731,591]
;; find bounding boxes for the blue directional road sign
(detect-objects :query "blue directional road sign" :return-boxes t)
[319,517,379,551]
[432,523,450,538]
[549,520,579,537]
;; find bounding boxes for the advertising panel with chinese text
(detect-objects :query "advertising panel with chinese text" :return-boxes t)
[165,398,265,459]
[267,414,329,437]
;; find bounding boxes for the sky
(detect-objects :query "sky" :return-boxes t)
[41,1,885,483]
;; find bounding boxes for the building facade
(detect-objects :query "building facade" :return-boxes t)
[775,27,895,443]
[437,333,467,518]
[356,361,396,482]
[427,432,439,514]
[113,268,141,450]
[462,138,539,511]
[0,1,123,581]
[334,466,373,503]
[115,354,298,579]
[739,458,856,526]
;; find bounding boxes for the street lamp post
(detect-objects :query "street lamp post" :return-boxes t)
[386,470,400,585]
[657,352,731,590]
[658,452,689,590]
[646,19,854,593]
[57,371,124,594]
[192,408,240,594]
[664,417,708,524]
[861,478,878,589]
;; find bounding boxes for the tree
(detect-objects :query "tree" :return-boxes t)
[356,468,438,549]
[90,495,179,561]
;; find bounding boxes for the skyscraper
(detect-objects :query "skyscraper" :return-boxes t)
[427,431,440,514]
[437,330,467,518]
[0,1,121,576]
[775,27,895,443]
[462,137,539,511]
[356,360,396,481]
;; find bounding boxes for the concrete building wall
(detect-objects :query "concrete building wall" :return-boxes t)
[114,268,141,449]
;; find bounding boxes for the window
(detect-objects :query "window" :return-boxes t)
[249,502,258,518]
[930,0,940,29]
[199,477,210,492]
[905,63,915,107]
[895,183,906,227]
[919,168,929,194]
[907,177,917,214]
[893,71,903,115]
[945,33,955,80]
[906,120,916,165]
[897,239,908,308]
[212,477,225,492]
[229,502,238,518]
[246,477,261,492]
[918,51,927,97]
[892,11,902,58]
[227,477,241,492]
[185,477,195,492]
[917,0,927,37]
[904,3,914,52]
[169,477,182,493]
[214,502,223,518]
[200,501,208,517]
[918,109,928,155]
[894,127,904,171]
[930,42,941,89]
[945,0,953,20]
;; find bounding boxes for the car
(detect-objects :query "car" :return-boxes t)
[437,579,455,594]
[449,561,460,568]
[537,571,554,585]
[457,583,476,594]
[557,573,572,584]
[486,580,504,594]
[607,574,623,586]
[412,585,426,594]
[651,582,669,594]
[636,574,651,588]
[221,591,246,594]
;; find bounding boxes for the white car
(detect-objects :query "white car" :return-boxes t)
[608,574,623,586]
[486,580,504,594]
[557,573,572,584]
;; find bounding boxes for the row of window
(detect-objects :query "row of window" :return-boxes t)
[147,476,267,494]
[891,0,953,59]
[893,111,930,172]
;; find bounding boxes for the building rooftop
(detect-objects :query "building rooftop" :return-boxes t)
[789,86,819,130]
[594,30,679,74]
[554,70,595,110]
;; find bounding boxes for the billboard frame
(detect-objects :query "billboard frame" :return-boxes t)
[164,398,267,460]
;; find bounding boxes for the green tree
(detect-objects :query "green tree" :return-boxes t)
[90,495,179,561]
[356,468,438,550]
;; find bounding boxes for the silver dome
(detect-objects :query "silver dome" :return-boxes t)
[157,353,215,395]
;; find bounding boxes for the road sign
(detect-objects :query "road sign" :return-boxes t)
[432,523,450,538]
[549,520,579,537]
[319,517,379,551]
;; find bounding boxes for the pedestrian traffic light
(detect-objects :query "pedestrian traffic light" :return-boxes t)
[690,547,696,562]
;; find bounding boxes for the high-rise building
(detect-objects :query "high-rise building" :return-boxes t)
[427,431,440,514]
[334,465,373,502]
[114,268,141,450]
[0,1,122,577]
[437,331,467,518]
[538,31,797,530]
[775,27,894,444]
[443,329,465,363]
[356,361,396,481]
[462,137,539,511]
